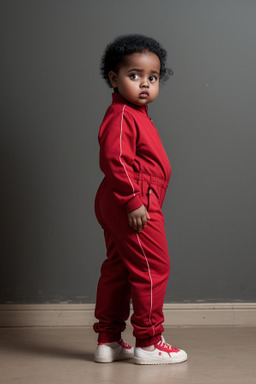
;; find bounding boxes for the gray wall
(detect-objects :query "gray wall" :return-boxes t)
[1,0,256,303]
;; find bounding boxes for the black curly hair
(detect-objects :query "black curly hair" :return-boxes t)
[101,34,173,88]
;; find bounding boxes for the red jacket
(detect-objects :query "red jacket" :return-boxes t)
[98,93,171,212]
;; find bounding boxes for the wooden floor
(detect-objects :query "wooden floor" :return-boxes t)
[1,326,256,383]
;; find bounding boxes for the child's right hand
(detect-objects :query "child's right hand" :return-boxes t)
[128,205,150,234]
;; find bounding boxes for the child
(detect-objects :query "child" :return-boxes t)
[93,34,187,365]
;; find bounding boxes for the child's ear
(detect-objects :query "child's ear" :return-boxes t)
[108,71,118,88]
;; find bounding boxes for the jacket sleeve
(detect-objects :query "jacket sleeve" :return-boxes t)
[99,107,143,213]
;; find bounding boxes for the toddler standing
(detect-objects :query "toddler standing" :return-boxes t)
[93,34,187,365]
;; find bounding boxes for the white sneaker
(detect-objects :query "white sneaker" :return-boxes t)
[134,336,187,365]
[94,339,134,363]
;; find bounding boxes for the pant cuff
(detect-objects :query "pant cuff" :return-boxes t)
[136,334,162,348]
[98,332,122,344]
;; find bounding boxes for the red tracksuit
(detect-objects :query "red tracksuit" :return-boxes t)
[94,93,172,348]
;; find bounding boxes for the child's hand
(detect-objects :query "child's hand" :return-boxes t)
[128,205,150,233]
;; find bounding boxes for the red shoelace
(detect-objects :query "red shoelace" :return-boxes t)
[156,336,180,353]
[119,339,132,350]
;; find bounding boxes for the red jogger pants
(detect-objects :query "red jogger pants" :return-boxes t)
[94,172,170,348]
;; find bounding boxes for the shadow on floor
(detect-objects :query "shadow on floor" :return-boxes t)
[2,328,95,362]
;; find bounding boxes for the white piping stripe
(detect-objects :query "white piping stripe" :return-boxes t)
[119,105,136,197]
[136,233,155,336]
[120,105,154,334]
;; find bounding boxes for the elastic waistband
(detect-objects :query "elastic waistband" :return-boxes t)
[134,171,168,189]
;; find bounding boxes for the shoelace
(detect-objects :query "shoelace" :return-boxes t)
[156,336,179,352]
[119,338,132,349]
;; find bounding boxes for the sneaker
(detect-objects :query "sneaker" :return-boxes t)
[94,339,134,363]
[134,336,187,365]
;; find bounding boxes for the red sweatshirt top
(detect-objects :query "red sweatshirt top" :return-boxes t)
[98,93,172,213]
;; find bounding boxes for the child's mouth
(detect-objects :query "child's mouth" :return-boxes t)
[139,92,149,98]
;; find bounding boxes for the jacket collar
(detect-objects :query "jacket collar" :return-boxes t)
[112,93,148,114]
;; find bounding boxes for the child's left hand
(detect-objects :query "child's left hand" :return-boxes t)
[128,205,150,233]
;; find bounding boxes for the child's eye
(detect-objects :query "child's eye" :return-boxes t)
[130,73,139,80]
[149,75,157,83]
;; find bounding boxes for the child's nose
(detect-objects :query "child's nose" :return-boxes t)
[140,78,149,88]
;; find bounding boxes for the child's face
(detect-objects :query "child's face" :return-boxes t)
[108,50,161,107]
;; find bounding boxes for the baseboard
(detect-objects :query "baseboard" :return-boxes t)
[0,303,256,327]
